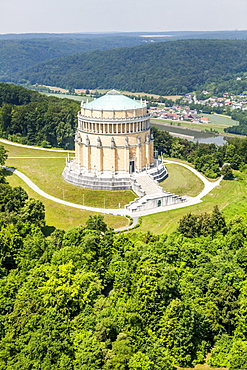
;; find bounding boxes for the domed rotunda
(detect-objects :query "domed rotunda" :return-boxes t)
[62,90,167,192]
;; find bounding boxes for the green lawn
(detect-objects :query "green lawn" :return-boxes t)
[42,88,181,102]
[199,113,238,126]
[3,140,135,209]
[136,171,247,235]
[42,92,94,102]
[5,157,135,209]
[6,171,129,231]
[160,163,204,196]
[1,141,133,230]
[4,140,245,235]
[3,142,73,157]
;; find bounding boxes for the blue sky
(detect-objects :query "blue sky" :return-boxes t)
[1,0,247,34]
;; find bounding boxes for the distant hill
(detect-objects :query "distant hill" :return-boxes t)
[2,30,247,85]
[0,35,153,79]
[2,30,247,40]
[8,39,247,96]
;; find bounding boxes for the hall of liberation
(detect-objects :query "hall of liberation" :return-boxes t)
[63,90,185,211]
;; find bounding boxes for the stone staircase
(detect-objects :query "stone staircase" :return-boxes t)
[134,173,163,195]
[125,191,186,213]
[148,162,168,182]
[126,166,186,213]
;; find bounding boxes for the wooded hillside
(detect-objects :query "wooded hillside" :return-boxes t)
[0,83,79,149]
[0,36,150,81]
[8,39,247,95]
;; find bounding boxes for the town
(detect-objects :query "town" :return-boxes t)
[149,91,247,123]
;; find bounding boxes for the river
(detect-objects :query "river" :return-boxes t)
[152,123,227,145]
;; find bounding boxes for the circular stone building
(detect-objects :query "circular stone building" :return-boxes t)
[63,90,166,192]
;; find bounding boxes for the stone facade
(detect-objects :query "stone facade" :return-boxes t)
[63,90,156,190]
[62,90,187,212]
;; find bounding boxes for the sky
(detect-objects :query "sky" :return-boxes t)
[1,0,247,34]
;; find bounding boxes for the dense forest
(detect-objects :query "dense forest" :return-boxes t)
[2,31,247,85]
[0,35,152,81]
[0,83,79,149]
[5,39,247,95]
[0,145,247,369]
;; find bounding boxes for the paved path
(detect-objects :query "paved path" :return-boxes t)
[8,157,67,159]
[164,159,222,199]
[114,216,139,232]
[1,139,223,231]
[3,160,222,219]
[122,161,222,217]
[0,138,75,153]
[3,166,128,216]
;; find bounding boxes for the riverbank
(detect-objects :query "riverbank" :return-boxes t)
[151,118,245,145]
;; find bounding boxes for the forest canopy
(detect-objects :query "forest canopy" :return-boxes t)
[0,83,79,149]
[0,147,247,369]
[5,39,247,96]
[0,35,150,81]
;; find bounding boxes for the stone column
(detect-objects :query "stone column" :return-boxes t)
[75,142,79,164]
[97,136,102,172]
[111,137,116,172]
[124,137,129,172]
[136,135,141,171]
[79,143,83,167]
[85,135,90,170]
[150,133,154,166]
[146,134,150,169]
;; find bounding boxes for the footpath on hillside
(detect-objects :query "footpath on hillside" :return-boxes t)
[1,138,223,231]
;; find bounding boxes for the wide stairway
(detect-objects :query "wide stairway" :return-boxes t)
[134,173,163,195]
[126,171,186,213]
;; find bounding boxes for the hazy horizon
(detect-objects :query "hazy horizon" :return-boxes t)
[1,0,247,34]
[1,30,247,36]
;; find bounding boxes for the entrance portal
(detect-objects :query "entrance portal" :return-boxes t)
[129,160,135,174]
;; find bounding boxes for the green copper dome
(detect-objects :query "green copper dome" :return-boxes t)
[82,90,146,111]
